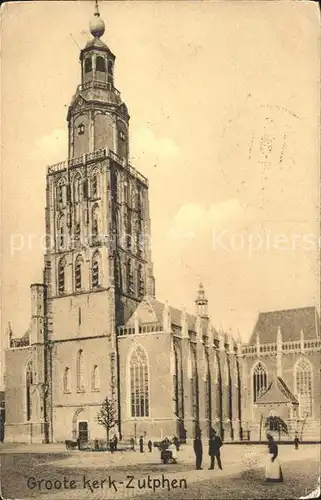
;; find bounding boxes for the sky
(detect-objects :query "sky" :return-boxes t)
[1,0,320,386]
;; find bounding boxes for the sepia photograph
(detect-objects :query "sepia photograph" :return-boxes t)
[0,0,320,499]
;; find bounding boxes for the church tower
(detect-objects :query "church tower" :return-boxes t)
[195,283,209,319]
[43,2,155,441]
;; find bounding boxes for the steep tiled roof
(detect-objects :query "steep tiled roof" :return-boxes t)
[248,306,319,345]
[255,377,299,405]
[125,296,219,337]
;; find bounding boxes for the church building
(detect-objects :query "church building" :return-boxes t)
[4,3,320,444]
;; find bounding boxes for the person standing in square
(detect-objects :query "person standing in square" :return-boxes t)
[193,429,203,470]
[208,429,223,470]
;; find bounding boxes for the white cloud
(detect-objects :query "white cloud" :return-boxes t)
[131,127,181,169]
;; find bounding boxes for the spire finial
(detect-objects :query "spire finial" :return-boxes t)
[90,0,105,38]
[94,0,100,17]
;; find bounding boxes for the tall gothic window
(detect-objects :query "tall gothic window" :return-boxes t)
[295,358,313,418]
[253,362,268,402]
[57,179,66,207]
[91,171,100,198]
[58,258,66,294]
[124,181,129,205]
[75,255,83,291]
[26,360,33,421]
[73,174,82,203]
[76,350,85,391]
[137,265,144,298]
[74,213,81,242]
[126,259,134,294]
[137,188,143,213]
[115,209,121,244]
[57,215,65,249]
[63,367,71,394]
[92,252,101,288]
[130,345,149,417]
[92,205,100,241]
[91,365,100,391]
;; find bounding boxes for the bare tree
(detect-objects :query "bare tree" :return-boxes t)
[97,397,116,451]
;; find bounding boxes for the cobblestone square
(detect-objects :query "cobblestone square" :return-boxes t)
[1,443,319,499]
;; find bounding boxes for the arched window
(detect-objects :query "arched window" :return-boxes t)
[58,258,66,294]
[75,255,83,291]
[76,350,85,391]
[91,365,100,391]
[115,208,121,244]
[92,205,100,241]
[92,252,101,288]
[63,367,71,393]
[107,60,113,75]
[74,206,81,242]
[124,181,129,204]
[57,179,66,206]
[137,265,144,298]
[26,360,33,421]
[295,358,312,418]
[57,214,65,249]
[91,171,100,198]
[73,174,82,203]
[253,362,268,402]
[130,345,149,417]
[85,57,92,73]
[96,56,106,72]
[137,189,143,213]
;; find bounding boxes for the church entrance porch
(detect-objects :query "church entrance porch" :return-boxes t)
[78,421,89,445]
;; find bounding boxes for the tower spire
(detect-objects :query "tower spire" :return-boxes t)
[195,282,209,319]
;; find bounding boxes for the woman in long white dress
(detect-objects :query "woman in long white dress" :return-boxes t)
[265,433,283,482]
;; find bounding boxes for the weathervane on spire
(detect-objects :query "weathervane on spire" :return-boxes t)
[94,0,100,17]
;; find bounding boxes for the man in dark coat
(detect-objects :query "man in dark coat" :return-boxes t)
[208,429,223,470]
[139,435,144,453]
[294,435,300,450]
[193,429,203,470]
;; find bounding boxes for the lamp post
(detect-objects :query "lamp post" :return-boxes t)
[134,420,137,441]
